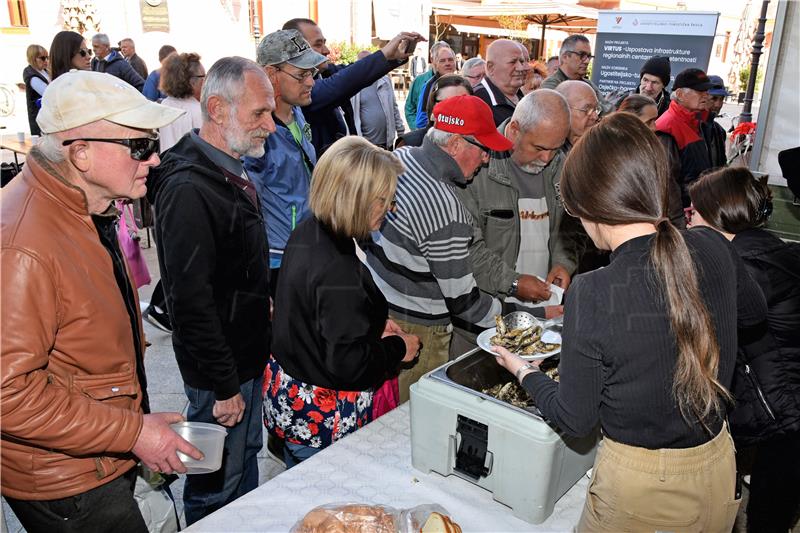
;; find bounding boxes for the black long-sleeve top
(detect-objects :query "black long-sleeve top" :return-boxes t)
[523,227,767,448]
[272,217,406,391]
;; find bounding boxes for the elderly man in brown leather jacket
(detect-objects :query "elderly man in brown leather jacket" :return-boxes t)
[1,71,202,532]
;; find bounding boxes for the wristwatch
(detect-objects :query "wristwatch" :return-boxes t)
[515,363,538,382]
[508,276,520,297]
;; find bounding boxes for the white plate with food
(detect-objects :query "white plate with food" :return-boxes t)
[477,313,562,360]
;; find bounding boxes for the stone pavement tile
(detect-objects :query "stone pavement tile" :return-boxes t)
[143,357,186,395]
[259,455,287,484]
[150,393,189,416]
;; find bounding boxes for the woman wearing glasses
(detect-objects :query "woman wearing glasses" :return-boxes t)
[264,137,420,467]
[22,44,49,136]
[494,114,766,531]
[49,30,92,81]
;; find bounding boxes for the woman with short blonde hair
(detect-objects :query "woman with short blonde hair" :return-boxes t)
[265,136,420,467]
[310,136,402,240]
[22,44,49,135]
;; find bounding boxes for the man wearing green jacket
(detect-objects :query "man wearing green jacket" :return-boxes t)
[452,89,582,356]
[404,41,451,127]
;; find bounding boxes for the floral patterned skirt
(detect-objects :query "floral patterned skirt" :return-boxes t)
[262,357,374,449]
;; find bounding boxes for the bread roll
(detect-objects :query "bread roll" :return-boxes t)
[421,512,462,533]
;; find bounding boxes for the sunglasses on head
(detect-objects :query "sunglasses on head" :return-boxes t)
[61,136,160,161]
[77,48,94,58]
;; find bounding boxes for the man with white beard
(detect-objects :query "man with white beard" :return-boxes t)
[452,89,582,355]
[148,57,276,525]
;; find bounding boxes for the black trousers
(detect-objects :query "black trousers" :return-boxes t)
[6,468,147,533]
[149,279,166,310]
[747,430,800,533]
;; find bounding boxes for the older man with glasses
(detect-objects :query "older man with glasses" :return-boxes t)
[283,18,424,156]
[555,80,601,152]
[1,70,203,532]
[364,95,535,402]
[242,29,327,296]
[656,68,716,208]
[461,56,486,88]
[542,35,610,114]
[452,89,581,356]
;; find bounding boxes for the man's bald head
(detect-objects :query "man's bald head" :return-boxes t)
[555,80,595,103]
[511,89,570,133]
[556,80,600,144]
[485,39,529,98]
[486,39,521,64]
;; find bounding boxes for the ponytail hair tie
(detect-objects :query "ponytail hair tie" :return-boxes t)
[656,217,671,229]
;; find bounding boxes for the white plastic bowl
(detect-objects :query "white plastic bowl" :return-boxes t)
[171,421,227,474]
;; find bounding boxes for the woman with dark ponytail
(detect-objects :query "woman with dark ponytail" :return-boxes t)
[494,113,767,531]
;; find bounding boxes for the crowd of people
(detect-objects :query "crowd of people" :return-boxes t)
[3,18,799,533]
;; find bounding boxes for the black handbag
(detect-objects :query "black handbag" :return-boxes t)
[131,196,154,229]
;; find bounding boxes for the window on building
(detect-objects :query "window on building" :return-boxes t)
[7,0,28,27]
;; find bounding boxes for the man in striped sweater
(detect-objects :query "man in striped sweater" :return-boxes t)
[364,95,515,402]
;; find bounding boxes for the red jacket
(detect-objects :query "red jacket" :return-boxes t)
[656,100,713,207]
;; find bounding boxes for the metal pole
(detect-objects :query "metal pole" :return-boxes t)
[252,0,261,54]
[739,0,770,123]
[540,16,547,60]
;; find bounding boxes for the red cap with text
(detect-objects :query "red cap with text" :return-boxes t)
[431,95,514,152]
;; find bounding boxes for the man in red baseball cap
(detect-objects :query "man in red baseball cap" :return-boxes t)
[363,95,525,402]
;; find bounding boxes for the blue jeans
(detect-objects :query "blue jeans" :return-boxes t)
[283,441,322,468]
[182,376,263,526]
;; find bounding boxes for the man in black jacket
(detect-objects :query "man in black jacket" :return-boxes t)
[119,38,149,80]
[473,39,530,126]
[614,55,672,117]
[282,18,423,155]
[148,56,275,525]
[91,33,145,92]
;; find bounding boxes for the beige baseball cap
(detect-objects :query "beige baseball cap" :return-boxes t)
[37,70,184,134]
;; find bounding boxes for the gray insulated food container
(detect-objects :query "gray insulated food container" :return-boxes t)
[410,349,599,524]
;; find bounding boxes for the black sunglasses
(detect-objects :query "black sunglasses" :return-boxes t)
[38,55,49,61]
[461,136,490,155]
[76,49,94,58]
[61,137,160,161]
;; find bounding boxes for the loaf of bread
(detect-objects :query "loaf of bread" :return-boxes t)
[420,512,462,533]
[295,504,396,533]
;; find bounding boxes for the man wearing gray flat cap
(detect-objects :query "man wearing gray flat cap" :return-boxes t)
[243,29,327,295]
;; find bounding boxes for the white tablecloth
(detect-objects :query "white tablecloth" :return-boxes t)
[187,403,588,532]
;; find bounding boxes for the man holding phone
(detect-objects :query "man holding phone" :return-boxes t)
[282,18,424,155]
